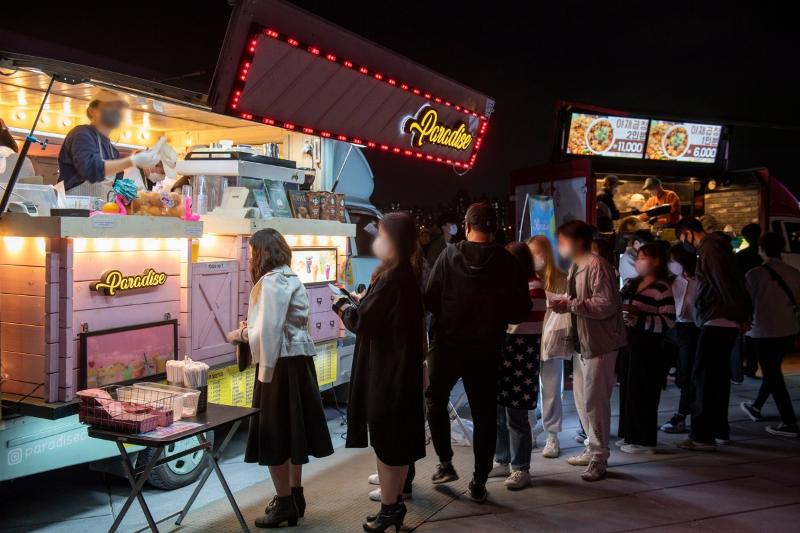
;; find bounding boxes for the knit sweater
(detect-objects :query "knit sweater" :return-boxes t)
[621,278,676,334]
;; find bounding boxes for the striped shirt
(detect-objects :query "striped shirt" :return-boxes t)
[507,276,547,335]
[621,279,676,334]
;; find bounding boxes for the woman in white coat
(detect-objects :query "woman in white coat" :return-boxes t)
[227,228,333,528]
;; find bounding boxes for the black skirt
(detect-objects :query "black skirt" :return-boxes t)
[245,357,334,466]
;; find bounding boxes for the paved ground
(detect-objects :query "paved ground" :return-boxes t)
[2,369,799,532]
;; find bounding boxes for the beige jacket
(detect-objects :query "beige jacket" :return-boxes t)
[567,253,626,357]
[247,265,316,383]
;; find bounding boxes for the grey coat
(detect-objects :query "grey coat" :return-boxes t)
[567,253,626,357]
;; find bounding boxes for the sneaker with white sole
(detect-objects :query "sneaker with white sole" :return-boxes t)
[369,488,412,502]
[740,402,762,422]
[660,414,687,433]
[675,438,718,452]
[566,449,592,466]
[620,443,656,455]
[765,424,800,438]
[367,472,380,485]
[614,438,625,447]
[488,461,510,478]
[581,459,607,482]
[503,470,531,490]
[542,434,560,458]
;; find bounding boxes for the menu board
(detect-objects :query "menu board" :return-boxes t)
[566,113,648,159]
[645,120,722,163]
[291,247,338,284]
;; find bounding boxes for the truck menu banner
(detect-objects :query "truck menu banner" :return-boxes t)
[566,113,648,159]
[645,120,722,163]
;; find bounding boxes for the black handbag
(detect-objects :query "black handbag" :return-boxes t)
[236,342,252,372]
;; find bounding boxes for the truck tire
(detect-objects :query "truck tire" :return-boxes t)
[136,431,214,490]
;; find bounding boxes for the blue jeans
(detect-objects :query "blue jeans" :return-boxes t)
[494,405,532,471]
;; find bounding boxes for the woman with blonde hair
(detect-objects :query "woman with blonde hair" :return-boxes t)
[528,235,568,458]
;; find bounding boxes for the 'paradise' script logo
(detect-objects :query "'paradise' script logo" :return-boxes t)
[90,268,168,296]
[403,106,474,151]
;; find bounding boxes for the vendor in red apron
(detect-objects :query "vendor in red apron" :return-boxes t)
[57,89,159,196]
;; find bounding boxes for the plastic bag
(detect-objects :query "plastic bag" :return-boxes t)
[541,311,576,360]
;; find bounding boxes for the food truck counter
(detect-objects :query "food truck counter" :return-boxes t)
[201,214,355,238]
[0,214,200,405]
[0,213,203,239]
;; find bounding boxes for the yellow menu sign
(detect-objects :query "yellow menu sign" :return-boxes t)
[207,342,338,407]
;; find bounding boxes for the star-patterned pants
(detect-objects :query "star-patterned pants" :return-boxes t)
[498,334,541,410]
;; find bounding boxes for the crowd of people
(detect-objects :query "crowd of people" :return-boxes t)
[226,203,799,531]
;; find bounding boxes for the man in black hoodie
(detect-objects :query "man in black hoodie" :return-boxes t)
[424,202,532,502]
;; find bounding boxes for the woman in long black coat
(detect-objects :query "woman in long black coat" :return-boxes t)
[333,212,426,533]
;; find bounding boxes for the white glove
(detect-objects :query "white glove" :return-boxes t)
[130,150,160,168]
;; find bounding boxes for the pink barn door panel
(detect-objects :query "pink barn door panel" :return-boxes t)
[190,260,238,365]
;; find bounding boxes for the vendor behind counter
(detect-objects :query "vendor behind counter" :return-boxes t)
[57,89,160,197]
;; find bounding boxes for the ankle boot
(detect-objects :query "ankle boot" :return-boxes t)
[291,487,305,518]
[255,495,298,528]
[363,502,405,532]
[366,498,407,522]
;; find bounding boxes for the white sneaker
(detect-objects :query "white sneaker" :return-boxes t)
[369,488,412,502]
[488,462,510,478]
[503,470,531,490]
[566,449,592,466]
[620,443,656,455]
[542,434,560,458]
[581,459,607,482]
[367,472,380,485]
[614,438,625,447]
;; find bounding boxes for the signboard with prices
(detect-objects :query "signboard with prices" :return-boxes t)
[566,113,648,159]
[645,120,722,163]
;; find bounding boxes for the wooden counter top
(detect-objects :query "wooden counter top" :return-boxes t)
[201,215,356,237]
[0,213,203,238]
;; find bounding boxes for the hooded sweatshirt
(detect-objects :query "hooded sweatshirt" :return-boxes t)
[425,241,532,343]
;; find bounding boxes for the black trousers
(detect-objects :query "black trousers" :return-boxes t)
[616,347,630,439]
[621,330,667,447]
[691,326,738,444]
[744,336,759,379]
[752,336,797,425]
[425,338,500,484]
[403,463,415,493]
[674,322,700,417]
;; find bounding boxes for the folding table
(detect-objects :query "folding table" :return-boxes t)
[88,403,259,533]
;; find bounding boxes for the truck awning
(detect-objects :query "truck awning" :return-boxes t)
[209,0,493,169]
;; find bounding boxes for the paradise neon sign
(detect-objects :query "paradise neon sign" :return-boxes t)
[227,26,491,169]
[90,268,168,296]
[403,106,474,151]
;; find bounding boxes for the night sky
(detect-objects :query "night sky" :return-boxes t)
[3,1,798,207]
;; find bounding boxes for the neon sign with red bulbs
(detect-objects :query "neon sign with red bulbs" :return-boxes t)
[226,26,490,170]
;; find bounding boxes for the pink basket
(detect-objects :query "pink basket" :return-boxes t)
[77,385,176,434]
